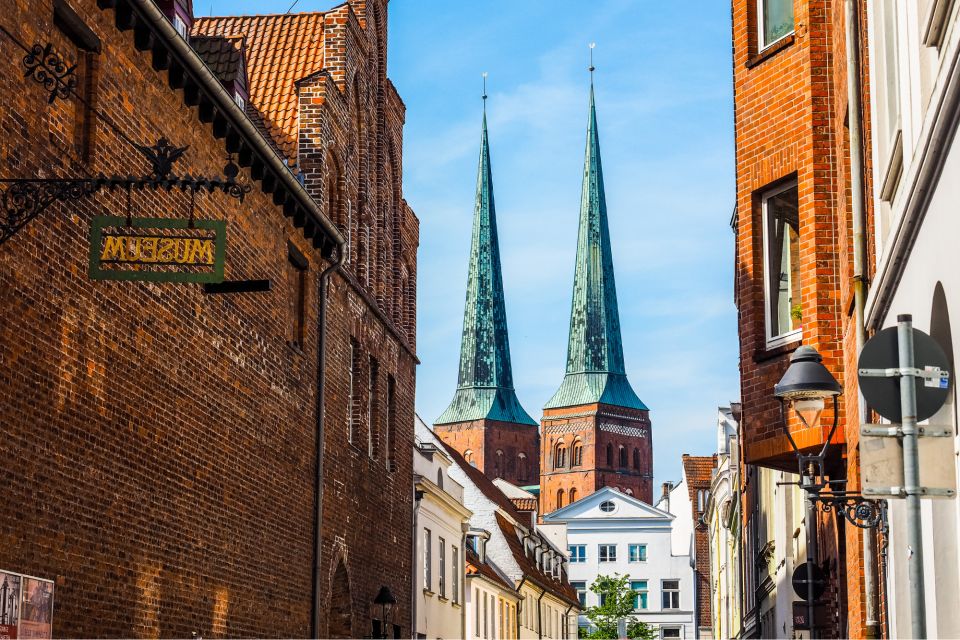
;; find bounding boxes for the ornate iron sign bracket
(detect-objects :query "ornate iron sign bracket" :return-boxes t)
[0,138,251,247]
[813,490,887,529]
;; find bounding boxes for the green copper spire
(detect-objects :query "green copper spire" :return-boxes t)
[436,103,537,426]
[544,77,648,411]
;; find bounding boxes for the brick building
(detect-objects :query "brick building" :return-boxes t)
[539,81,653,510]
[681,454,717,638]
[730,0,874,636]
[0,0,417,637]
[433,106,540,487]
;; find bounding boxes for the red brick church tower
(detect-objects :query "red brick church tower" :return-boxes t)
[433,102,539,486]
[539,77,653,514]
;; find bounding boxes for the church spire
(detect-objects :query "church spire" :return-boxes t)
[544,66,647,411]
[436,92,536,426]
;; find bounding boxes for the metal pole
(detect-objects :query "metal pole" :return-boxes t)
[805,467,818,639]
[897,314,926,638]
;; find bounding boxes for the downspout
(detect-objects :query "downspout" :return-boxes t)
[537,589,547,640]
[411,487,423,639]
[461,525,469,640]
[517,577,527,640]
[311,248,344,639]
[844,1,881,637]
[563,604,574,640]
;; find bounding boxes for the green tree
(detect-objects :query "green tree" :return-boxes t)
[580,574,656,640]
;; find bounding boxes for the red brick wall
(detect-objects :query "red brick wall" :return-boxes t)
[433,419,539,487]
[539,404,652,514]
[0,0,417,637]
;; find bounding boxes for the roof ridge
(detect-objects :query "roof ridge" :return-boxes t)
[195,10,329,21]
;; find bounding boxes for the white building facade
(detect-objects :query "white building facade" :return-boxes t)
[414,417,472,640]
[866,1,960,637]
[545,487,696,639]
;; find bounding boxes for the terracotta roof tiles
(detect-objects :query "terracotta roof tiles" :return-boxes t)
[192,12,327,159]
[682,454,717,488]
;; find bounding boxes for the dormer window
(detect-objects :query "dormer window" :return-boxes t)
[233,92,245,111]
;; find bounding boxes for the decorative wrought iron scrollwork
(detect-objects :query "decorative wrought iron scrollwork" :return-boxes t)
[22,43,77,104]
[814,492,885,529]
[0,140,253,246]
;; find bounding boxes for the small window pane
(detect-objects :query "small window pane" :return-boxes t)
[760,0,794,48]
[763,184,801,341]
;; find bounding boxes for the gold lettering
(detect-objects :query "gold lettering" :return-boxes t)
[100,235,127,262]
[139,237,158,262]
[157,238,176,263]
[186,239,215,265]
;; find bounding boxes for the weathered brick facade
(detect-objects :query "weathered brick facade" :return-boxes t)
[0,0,418,637]
[731,0,874,636]
[540,404,653,511]
[682,455,716,634]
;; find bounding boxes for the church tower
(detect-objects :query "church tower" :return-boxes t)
[539,77,653,512]
[434,103,540,486]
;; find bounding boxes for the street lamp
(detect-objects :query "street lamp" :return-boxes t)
[373,585,397,639]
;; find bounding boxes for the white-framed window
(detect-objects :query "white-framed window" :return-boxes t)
[568,544,586,563]
[452,545,459,603]
[571,581,587,607]
[423,528,432,591]
[172,13,189,40]
[631,580,648,610]
[661,627,682,639]
[629,544,647,562]
[697,489,708,512]
[757,0,794,50]
[662,580,681,609]
[599,500,616,513]
[761,180,801,346]
[439,537,447,598]
[233,92,245,111]
[599,544,617,562]
[475,588,481,637]
[874,0,903,207]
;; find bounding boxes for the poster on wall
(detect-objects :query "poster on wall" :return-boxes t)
[0,571,21,639]
[17,578,53,640]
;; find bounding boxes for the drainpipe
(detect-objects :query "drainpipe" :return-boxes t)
[537,589,547,640]
[517,577,528,640]
[311,248,345,639]
[844,1,881,637]
[412,487,424,639]
[563,604,574,640]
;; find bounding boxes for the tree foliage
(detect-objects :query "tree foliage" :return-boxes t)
[579,574,656,640]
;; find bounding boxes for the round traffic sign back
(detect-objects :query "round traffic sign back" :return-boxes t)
[858,326,951,423]
[792,562,826,601]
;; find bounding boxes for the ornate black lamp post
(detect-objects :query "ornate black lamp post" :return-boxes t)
[373,585,396,639]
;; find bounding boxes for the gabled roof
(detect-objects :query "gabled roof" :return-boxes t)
[543,485,674,522]
[435,437,525,523]
[494,512,580,608]
[466,547,517,593]
[192,11,328,159]
[191,34,246,84]
[545,81,646,412]
[436,109,536,427]
[682,454,717,488]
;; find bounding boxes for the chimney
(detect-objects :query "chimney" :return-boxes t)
[661,481,674,512]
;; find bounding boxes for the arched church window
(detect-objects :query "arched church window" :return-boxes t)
[572,439,583,467]
[495,450,504,478]
[464,450,476,467]
[554,441,567,469]
[633,448,640,470]
[518,453,528,482]
[619,445,627,468]
[606,444,613,467]
[556,489,564,510]
[569,488,578,503]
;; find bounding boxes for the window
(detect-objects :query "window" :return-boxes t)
[424,529,432,591]
[661,628,681,639]
[662,580,680,609]
[568,544,586,563]
[172,13,189,39]
[53,0,101,163]
[697,489,708,512]
[287,243,307,348]
[875,0,903,209]
[452,545,459,603]
[484,592,489,638]
[348,339,360,443]
[606,443,613,466]
[439,537,447,598]
[233,92,245,110]
[761,181,801,344]
[757,0,793,50]
[599,500,616,513]
[572,581,587,610]
[554,441,567,469]
[633,448,640,470]
[569,488,578,504]
[475,588,481,637]
[618,446,627,467]
[367,356,379,458]
[572,439,583,466]
[386,375,396,471]
[631,580,648,610]
[599,544,617,562]
[465,450,476,467]
[629,544,647,562]
[556,489,564,509]
[518,453,528,480]
[496,449,504,478]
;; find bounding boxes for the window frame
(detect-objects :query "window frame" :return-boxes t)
[439,536,447,598]
[571,581,587,607]
[424,528,432,591]
[452,545,459,603]
[757,0,795,51]
[631,580,649,610]
[598,544,617,563]
[760,179,802,347]
[661,579,681,610]
[660,627,682,640]
[568,544,586,563]
[628,543,648,563]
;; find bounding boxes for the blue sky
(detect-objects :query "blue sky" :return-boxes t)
[201,0,739,487]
